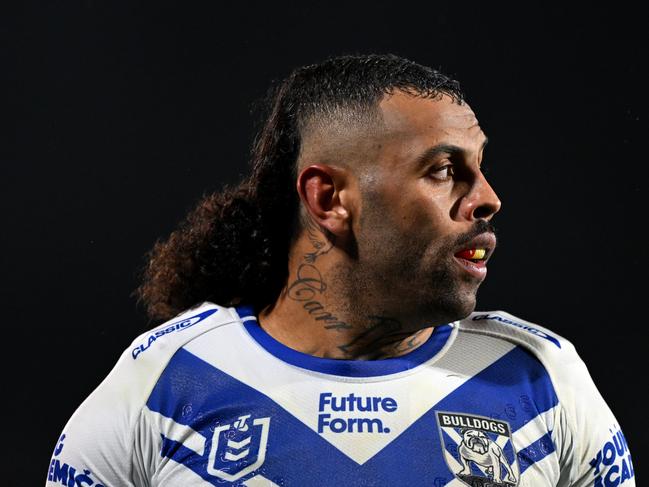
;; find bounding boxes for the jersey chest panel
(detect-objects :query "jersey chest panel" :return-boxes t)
[144,340,559,487]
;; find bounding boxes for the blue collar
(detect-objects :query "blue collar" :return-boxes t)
[236,305,453,378]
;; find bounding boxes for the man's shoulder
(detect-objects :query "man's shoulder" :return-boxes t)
[454,310,579,366]
[128,301,240,363]
[453,310,598,410]
[88,302,243,410]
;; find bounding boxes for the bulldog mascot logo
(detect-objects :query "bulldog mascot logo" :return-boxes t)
[436,411,519,486]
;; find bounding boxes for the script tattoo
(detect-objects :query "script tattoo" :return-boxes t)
[289,217,426,358]
[287,264,351,330]
[338,316,406,358]
[385,329,426,357]
[336,317,427,359]
[285,218,350,330]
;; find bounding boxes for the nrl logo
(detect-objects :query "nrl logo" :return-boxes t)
[436,411,519,487]
[207,414,271,482]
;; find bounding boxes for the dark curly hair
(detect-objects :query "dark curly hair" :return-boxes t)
[134,53,465,322]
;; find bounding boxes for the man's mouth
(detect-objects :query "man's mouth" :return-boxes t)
[452,233,496,279]
[454,248,487,263]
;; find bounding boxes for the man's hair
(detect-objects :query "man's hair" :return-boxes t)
[134,53,464,322]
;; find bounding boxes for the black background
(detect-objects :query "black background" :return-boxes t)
[7,2,646,485]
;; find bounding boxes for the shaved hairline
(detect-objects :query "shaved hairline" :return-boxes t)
[296,103,384,171]
[295,89,459,172]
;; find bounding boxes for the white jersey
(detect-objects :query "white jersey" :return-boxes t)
[46,303,635,487]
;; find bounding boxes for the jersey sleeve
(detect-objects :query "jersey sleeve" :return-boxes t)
[550,339,635,487]
[44,336,165,487]
[44,303,230,487]
[462,311,635,486]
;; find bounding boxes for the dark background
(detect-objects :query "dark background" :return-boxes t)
[7,2,645,485]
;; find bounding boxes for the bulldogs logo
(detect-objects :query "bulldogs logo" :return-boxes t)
[437,411,519,486]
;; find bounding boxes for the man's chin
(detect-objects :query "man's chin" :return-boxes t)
[443,297,476,323]
[417,290,477,325]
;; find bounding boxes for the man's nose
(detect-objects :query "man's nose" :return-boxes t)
[458,173,502,221]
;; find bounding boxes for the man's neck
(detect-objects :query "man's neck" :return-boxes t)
[257,224,434,360]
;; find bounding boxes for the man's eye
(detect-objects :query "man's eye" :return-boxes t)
[429,164,455,181]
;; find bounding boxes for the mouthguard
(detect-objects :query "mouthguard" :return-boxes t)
[456,249,486,260]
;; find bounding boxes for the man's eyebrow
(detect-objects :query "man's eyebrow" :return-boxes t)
[415,137,489,167]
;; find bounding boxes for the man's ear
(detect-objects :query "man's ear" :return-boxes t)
[296,164,352,237]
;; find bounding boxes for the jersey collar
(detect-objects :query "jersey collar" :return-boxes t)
[235,305,453,378]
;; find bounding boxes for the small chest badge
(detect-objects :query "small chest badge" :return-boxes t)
[436,411,519,486]
[207,414,271,482]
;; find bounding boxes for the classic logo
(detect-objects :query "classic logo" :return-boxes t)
[436,411,519,487]
[471,314,561,348]
[132,308,218,359]
[207,414,271,482]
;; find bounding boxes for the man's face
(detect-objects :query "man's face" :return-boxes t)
[349,92,501,324]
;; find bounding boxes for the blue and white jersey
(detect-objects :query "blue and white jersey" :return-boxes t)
[46,303,635,487]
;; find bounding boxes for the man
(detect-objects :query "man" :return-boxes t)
[46,54,634,486]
